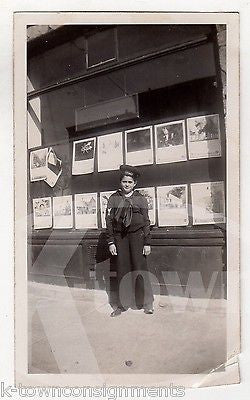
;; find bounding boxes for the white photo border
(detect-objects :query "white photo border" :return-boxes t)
[155,119,187,164]
[14,11,240,388]
[125,125,154,166]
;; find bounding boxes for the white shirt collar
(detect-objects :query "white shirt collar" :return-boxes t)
[124,191,134,198]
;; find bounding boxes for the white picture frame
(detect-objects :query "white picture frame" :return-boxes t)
[157,184,188,226]
[75,193,98,229]
[53,195,73,229]
[125,126,153,166]
[187,114,222,159]
[72,137,96,175]
[155,120,187,164]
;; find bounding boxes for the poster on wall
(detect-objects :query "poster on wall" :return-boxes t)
[155,120,187,163]
[100,191,116,228]
[137,187,156,225]
[191,181,225,225]
[30,148,48,181]
[98,132,123,172]
[187,114,221,159]
[45,148,62,187]
[53,195,73,229]
[33,197,52,229]
[125,126,153,166]
[72,137,96,175]
[157,185,188,226]
[75,193,98,229]
[30,147,62,186]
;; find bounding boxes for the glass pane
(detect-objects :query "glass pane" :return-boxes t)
[76,95,139,131]
[87,28,116,68]
[28,43,216,144]
[84,70,125,106]
[28,25,213,91]
[118,25,212,61]
[28,35,86,90]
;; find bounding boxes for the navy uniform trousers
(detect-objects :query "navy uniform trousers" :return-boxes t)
[112,228,154,310]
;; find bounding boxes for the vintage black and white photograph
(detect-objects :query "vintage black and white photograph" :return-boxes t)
[98,132,123,172]
[155,120,187,163]
[29,148,48,181]
[187,114,222,159]
[125,126,153,166]
[191,181,225,224]
[157,185,188,226]
[32,197,52,229]
[100,190,115,228]
[72,137,96,175]
[52,195,73,228]
[13,12,240,389]
[45,148,62,187]
[137,187,156,225]
[75,193,98,229]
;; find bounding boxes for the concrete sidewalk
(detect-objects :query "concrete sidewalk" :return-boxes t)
[28,281,226,375]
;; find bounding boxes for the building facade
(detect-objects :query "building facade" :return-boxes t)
[27,24,226,297]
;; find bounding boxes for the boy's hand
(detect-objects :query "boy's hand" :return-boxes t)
[109,243,117,256]
[143,245,151,256]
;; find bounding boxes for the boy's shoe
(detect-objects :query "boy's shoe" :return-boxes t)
[144,308,154,314]
[110,307,127,317]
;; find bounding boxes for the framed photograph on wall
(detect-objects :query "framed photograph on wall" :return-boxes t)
[191,181,225,225]
[72,137,96,175]
[137,187,156,225]
[155,120,187,163]
[100,191,116,228]
[53,195,73,229]
[125,126,153,166]
[29,148,48,181]
[157,184,188,226]
[30,147,62,186]
[98,132,123,172]
[187,114,221,159]
[45,148,62,187]
[75,193,98,229]
[33,197,52,229]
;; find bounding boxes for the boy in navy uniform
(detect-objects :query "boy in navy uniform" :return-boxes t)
[106,165,154,317]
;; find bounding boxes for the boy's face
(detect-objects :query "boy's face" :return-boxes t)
[120,175,136,194]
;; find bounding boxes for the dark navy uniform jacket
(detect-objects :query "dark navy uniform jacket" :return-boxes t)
[105,190,151,246]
